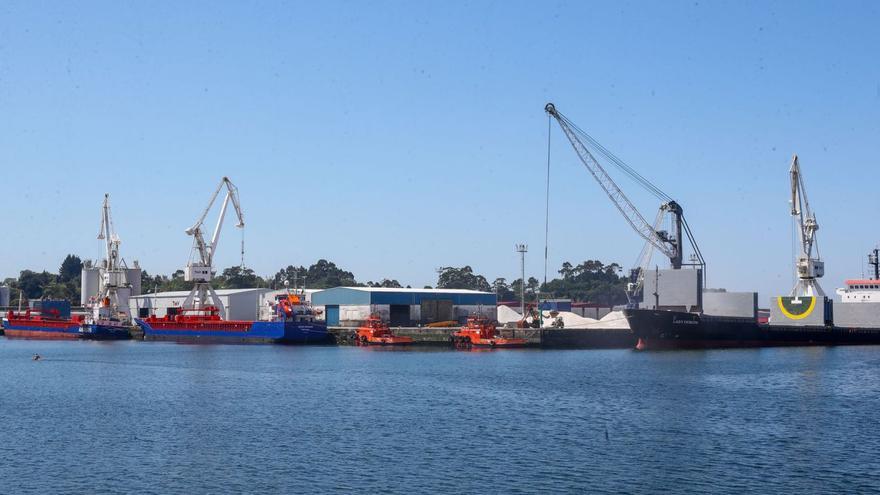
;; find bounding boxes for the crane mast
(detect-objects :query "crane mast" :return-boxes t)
[545,103,704,305]
[91,194,131,323]
[182,177,245,319]
[789,154,824,297]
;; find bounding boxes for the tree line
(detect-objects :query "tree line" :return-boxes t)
[2,255,627,307]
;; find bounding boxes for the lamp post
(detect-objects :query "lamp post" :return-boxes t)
[516,244,528,317]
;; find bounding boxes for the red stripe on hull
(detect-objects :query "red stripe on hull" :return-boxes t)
[142,322,254,332]
[4,329,80,340]
[6,319,79,328]
[638,339,860,351]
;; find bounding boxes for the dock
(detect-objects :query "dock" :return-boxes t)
[328,326,632,348]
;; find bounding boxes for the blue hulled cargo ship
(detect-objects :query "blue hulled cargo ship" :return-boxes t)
[135,290,329,344]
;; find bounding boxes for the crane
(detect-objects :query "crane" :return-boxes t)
[789,154,824,297]
[182,177,245,319]
[92,193,131,322]
[544,103,705,305]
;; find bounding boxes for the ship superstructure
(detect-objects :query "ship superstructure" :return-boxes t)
[835,248,880,303]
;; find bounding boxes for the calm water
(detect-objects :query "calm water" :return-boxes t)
[1,340,879,494]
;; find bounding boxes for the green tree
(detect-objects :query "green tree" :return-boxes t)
[216,266,267,289]
[491,277,515,301]
[367,279,402,288]
[17,270,56,299]
[540,259,627,305]
[59,254,82,283]
[436,266,491,292]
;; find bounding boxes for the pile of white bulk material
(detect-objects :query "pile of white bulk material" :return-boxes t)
[540,311,598,328]
[595,311,630,329]
[540,310,630,329]
[496,305,523,324]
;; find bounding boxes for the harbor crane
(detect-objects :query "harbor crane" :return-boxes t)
[93,193,131,322]
[544,103,705,305]
[789,154,824,297]
[182,176,244,319]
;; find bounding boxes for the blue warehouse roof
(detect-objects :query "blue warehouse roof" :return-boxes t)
[312,287,497,306]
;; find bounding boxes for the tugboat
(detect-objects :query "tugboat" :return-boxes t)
[80,194,133,340]
[354,314,414,345]
[452,315,529,348]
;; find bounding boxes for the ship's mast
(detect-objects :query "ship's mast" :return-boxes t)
[869,248,879,281]
[789,154,824,297]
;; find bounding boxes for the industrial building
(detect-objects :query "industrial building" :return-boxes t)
[130,288,273,321]
[312,287,497,327]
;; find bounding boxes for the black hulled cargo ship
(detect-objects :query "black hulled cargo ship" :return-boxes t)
[624,305,880,350]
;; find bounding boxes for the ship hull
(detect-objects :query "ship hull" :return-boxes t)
[80,323,132,340]
[135,319,330,344]
[624,309,880,350]
[3,321,82,340]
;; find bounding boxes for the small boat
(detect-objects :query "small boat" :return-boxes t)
[4,308,83,340]
[355,314,413,345]
[452,315,529,348]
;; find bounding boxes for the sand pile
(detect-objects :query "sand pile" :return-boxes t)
[541,310,630,329]
[595,311,630,329]
[496,305,523,324]
[540,311,598,329]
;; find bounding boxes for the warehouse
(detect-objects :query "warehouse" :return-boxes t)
[130,288,273,321]
[312,287,497,327]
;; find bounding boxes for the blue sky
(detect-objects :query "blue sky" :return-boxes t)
[1,1,878,300]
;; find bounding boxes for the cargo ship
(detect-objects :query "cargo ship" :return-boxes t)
[131,177,328,344]
[135,291,329,344]
[624,301,880,350]
[4,301,83,340]
[623,158,880,350]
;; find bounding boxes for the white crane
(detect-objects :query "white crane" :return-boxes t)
[545,103,704,305]
[182,177,244,319]
[789,154,824,297]
[91,193,131,323]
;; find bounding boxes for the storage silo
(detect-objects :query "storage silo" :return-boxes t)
[126,266,142,296]
[81,264,102,306]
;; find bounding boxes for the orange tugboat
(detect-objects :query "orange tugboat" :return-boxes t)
[355,314,414,345]
[452,315,528,348]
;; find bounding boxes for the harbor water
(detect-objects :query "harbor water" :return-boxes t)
[1,340,879,493]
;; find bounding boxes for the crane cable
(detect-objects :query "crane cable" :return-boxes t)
[544,114,552,286]
[554,110,672,203]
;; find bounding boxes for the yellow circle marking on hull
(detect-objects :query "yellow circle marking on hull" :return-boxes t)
[777,296,816,320]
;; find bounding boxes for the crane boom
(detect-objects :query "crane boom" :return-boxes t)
[545,103,681,266]
[185,177,245,280]
[182,177,245,320]
[789,154,824,296]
